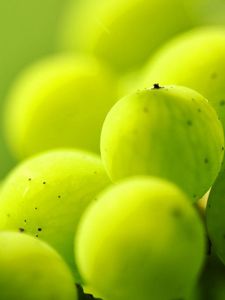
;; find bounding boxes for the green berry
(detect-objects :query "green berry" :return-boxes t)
[59,0,197,73]
[76,177,205,300]
[0,150,110,282]
[141,27,225,135]
[101,85,224,200]
[4,55,118,159]
[0,231,77,300]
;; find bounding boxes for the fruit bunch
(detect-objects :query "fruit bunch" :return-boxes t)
[1,0,225,299]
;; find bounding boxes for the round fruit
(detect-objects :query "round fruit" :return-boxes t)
[59,0,197,73]
[0,231,76,300]
[141,27,225,133]
[101,84,224,201]
[4,55,118,159]
[76,177,205,300]
[0,150,110,282]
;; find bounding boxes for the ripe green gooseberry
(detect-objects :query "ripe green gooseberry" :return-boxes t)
[59,0,197,73]
[76,177,205,300]
[101,84,224,201]
[4,55,118,159]
[141,27,225,136]
[0,231,77,300]
[0,150,110,282]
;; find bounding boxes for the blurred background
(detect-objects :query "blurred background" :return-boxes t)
[0,0,225,179]
[0,0,75,178]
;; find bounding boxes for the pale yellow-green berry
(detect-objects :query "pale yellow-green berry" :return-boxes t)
[4,55,118,159]
[76,177,205,300]
[0,232,77,300]
[0,150,110,282]
[101,85,224,201]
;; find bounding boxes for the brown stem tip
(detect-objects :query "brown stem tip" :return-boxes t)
[152,83,163,89]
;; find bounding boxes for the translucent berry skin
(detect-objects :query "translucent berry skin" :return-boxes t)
[0,150,110,282]
[59,0,197,73]
[101,85,224,201]
[0,232,77,300]
[141,27,225,136]
[4,55,118,159]
[76,177,205,300]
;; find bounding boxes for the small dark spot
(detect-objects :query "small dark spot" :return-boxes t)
[28,178,32,181]
[220,100,225,106]
[222,146,224,151]
[211,72,218,79]
[43,181,46,185]
[197,108,201,113]
[24,219,27,223]
[58,195,61,199]
[7,214,10,217]
[36,234,39,238]
[38,228,42,232]
[204,158,209,164]
[187,120,192,126]
[152,83,163,89]
[208,204,211,209]
[171,208,182,218]
[35,207,38,210]
[94,171,97,175]
[193,194,197,198]
[19,228,25,232]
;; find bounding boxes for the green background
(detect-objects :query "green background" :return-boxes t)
[0,0,75,178]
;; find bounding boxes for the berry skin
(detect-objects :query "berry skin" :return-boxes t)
[76,177,205,300]
[101,85,224,201]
